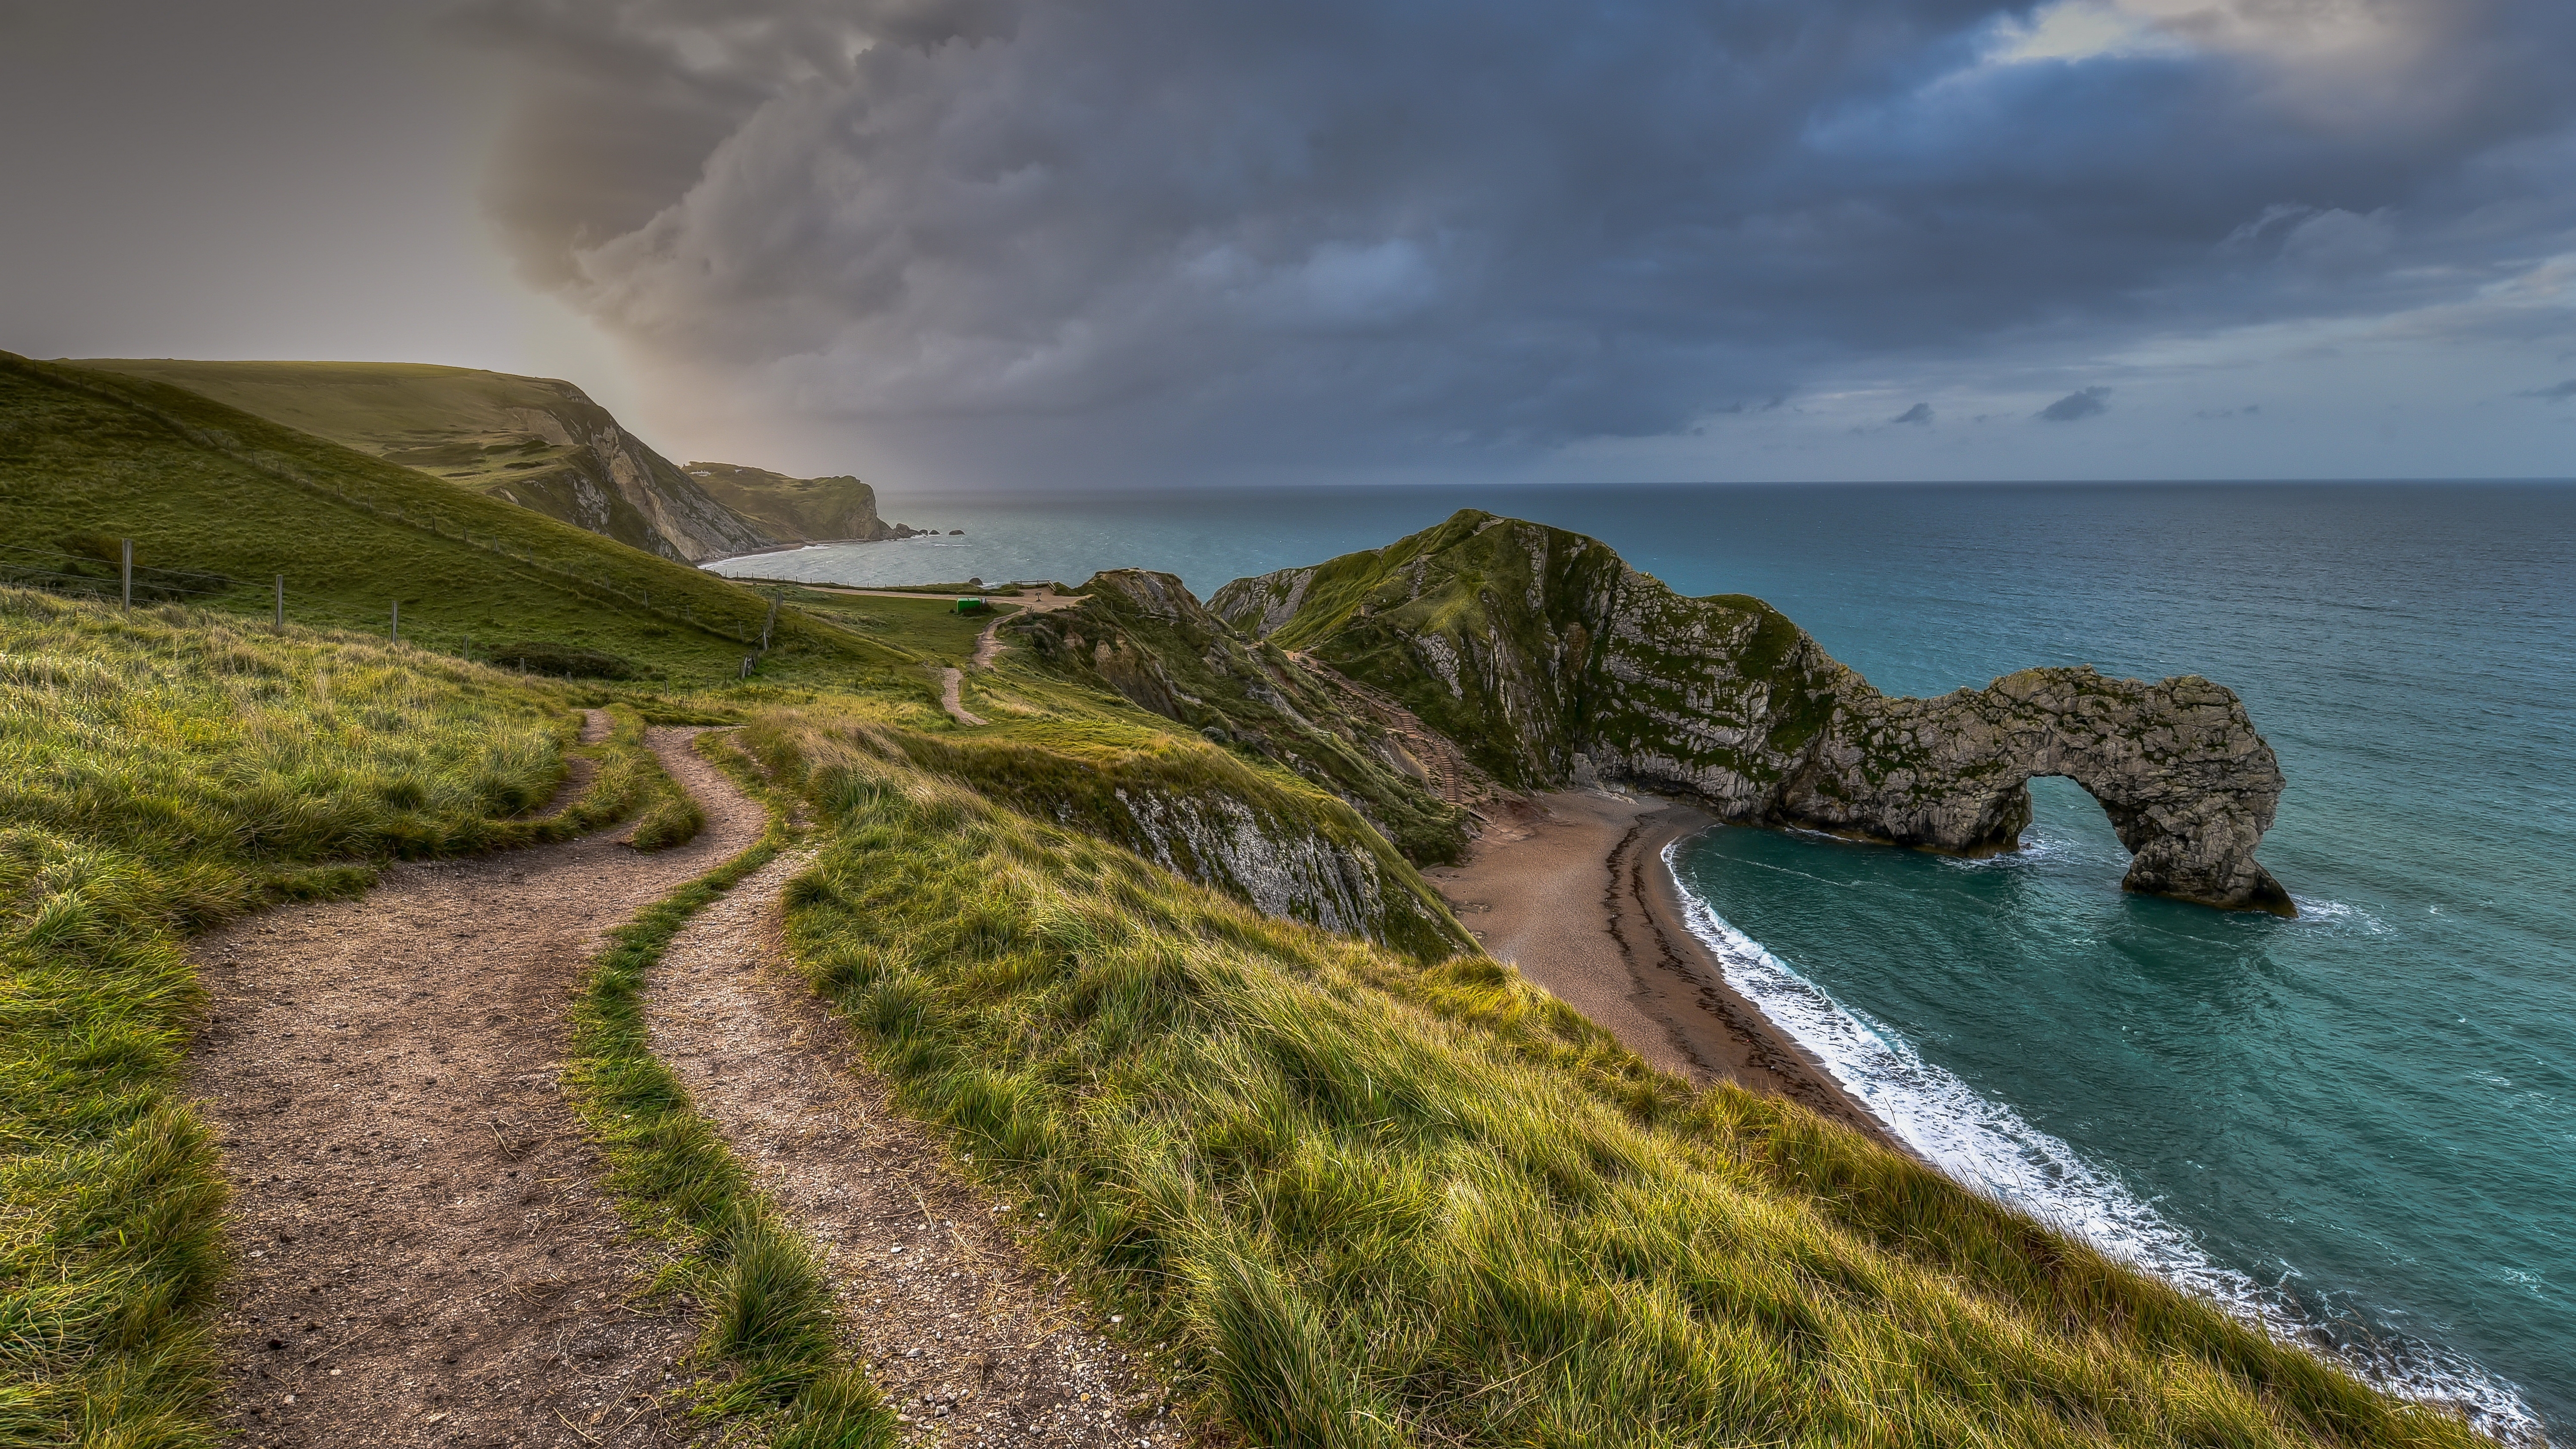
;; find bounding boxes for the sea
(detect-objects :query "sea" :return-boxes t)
[713,481,2575,1439]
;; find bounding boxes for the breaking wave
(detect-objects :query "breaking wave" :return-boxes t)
[1664,843,2549,1445]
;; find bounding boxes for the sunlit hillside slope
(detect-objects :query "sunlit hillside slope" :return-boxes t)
[73,358,824,562]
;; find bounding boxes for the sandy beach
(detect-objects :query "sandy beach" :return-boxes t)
[1424,789,1902,1148]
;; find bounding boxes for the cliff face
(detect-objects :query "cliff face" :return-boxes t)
[74,360,777,564]
[876,689,1478,959]
[1003,569,1493,865]
[1217,510,2293,915]
[465,386,773,562]
[681,462,920,545]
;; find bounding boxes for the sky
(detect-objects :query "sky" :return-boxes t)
[3,0,2573,490]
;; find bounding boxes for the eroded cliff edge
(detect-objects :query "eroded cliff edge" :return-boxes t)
[1207,509,2294,916]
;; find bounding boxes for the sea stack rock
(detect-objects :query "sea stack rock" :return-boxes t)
[1215,509,2296,915]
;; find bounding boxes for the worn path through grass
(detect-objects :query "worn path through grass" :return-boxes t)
[187,712,763,1447]
[641,749,1186,1449]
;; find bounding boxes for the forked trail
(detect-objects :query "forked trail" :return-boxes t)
[190,715,1179,1448]
[189,716,759,1446]
[646,818,1183,1448]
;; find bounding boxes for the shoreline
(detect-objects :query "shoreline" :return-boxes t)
[696,531,941,568]
[1424,789,1905,1152]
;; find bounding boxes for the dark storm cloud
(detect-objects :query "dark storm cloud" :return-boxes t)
[1893,403,1936,426]
[455,0,2576,458]
[2038,386,2112,421]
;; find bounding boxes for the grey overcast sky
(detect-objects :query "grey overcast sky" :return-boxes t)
[4,0,2573,489]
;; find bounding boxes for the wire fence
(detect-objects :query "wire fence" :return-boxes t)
[2,353,812,657]
[0,538,801,679]
[0,523,780,645]
[0,539,255,608]
[0,359,911,679]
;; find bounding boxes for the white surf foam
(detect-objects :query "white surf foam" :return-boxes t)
[1662,843,2551,1445]
[1929,830,2086,870]
[2290,895,2397,936]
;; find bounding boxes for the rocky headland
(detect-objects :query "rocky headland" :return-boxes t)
[681,461,925,546]
[1178,509,2295,914]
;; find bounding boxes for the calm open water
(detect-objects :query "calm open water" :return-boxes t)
[715,482,2576,1437]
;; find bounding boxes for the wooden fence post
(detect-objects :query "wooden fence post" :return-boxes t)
[390,600,400,642]
[274,575,284,630]
[763,595,779,651]
[121,539,132,610]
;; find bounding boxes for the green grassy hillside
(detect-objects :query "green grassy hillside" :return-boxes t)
[1210,509,1639,786]
[0,357,1475,946]
[72,358,776,562]
[0,354,927,691]
[1212,508,1857,792]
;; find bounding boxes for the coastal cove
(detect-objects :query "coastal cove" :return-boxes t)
[717,481,2576,1439]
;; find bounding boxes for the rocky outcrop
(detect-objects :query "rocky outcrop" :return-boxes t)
[1004,569,1498,865]
[1218,511,2294,915]
[680,462,923,546]
[1633,666,2293,915]
[475,391,773,562]
[1114,785,1397,940]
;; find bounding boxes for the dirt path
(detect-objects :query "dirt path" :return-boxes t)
[938,666,988,726]
[187,717,764,1448]
[970,616,1007,670]
[645,837,1186,1449]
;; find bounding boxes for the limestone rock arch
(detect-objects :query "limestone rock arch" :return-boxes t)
[1776,667,2295,915]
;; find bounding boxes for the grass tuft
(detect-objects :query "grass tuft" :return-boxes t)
[627,790,707,853]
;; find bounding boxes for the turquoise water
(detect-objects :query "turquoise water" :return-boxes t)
[717,482,2576,1436]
